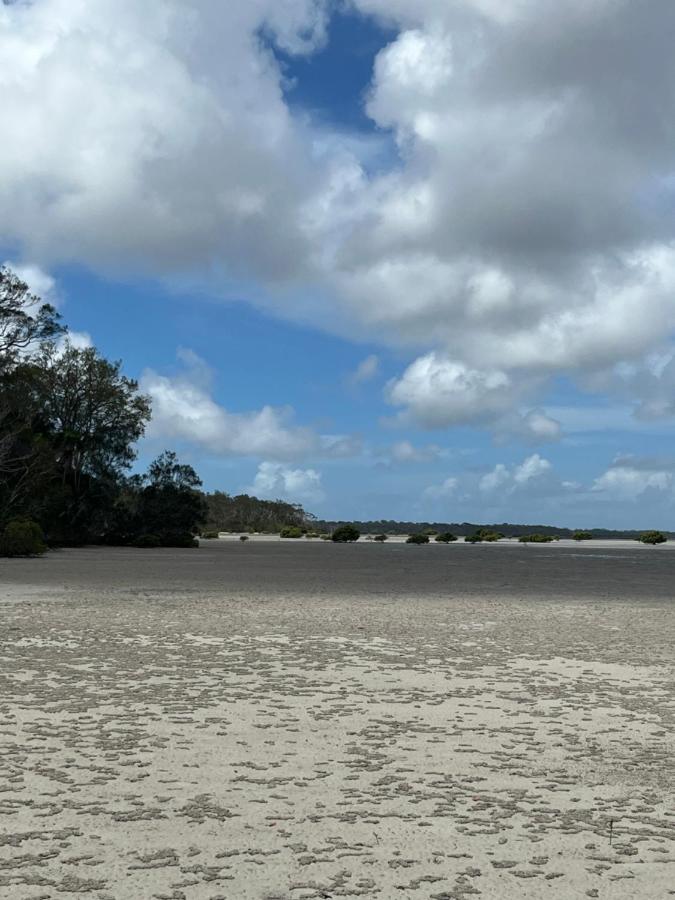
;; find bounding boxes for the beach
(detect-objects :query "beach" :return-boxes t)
[1,541,674,898]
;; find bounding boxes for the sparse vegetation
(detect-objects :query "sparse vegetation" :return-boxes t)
[201,531,219,539]
[435,532,457,543]
[331,524,360,543]
[280,525,303,539]
[406,533,430,544]
[373,533,388,542]
[573,530,593,541]
[466,528,503,543]
[0,518,46,557]
[518,534,554,543]
[638,530,667,545]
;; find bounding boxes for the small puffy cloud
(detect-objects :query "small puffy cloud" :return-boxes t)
[389,440,441,463]
[141,350,360,462]
[248,461,324,504]
[497,409,562,444]
[386,353,514,428]
[480,454,552,494]
[349,354,380,385]
[423,475,458,501]
[593,456,675,499]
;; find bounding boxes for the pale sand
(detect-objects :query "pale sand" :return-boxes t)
[0,544,674,899]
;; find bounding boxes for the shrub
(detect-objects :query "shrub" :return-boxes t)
[160,532,199,548]
[518,534,554,543]
[280,525,303,539]
[201,531,220,539]
[638,530,667,545]
[435,532,457,543]
[466,528,503,543]
[305,532,320,539]
[373,533,388,542]
[572,530,593,541]
[406,533,430,544]
[0,519,46,557]
[132,533,161,548]
[239,534,249,542]
[331,524,360,542]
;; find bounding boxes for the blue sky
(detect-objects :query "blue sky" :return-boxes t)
[4,1,675,527]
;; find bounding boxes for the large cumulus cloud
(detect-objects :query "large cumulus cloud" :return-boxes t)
[3,0,675,434]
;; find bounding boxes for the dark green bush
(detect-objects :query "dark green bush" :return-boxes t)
[239,534,249,542]
[373,533,388,542]
[132,533,161,548]
[435,532,457,543]
[332,524,360,542]
[0,519,46,557]
[201,531,220,539]
[406,533,430,544]
[638,530,667,545]
[160,532,199,548]
[466,528,503,543]
[280,525,303,539]
[518,534,554,543]
[572,530,593,541]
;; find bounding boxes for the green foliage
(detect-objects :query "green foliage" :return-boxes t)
[331,524,360,543]
[435,532,457,543]
[280,525,303,539]
[159,532,199,548]
[201,531,220,539]
[132,533,161,548]
[203,490,309,534]
[239,534,249,542]
[638,530,667,545]
[373,533,388,542]
[572,530,593,541]
[0,266,64,374]
[518,533,554,543]
[0,518,46,557]
[466,528,503,543]
[406,533,430,544]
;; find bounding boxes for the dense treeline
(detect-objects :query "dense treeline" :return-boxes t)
[313,520,673,540]
[0,266,205,551]
[202,491,309,533]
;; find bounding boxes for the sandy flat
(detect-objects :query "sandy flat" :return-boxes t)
[0,543,674,899]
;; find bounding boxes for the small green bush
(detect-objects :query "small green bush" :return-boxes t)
[0,519,46,557]
[572,530,593,541]
[332,524,360,542]
[201,531,220,539]
[280,525,303,539]
[160,532,199,548]
[466,528,503,543]
[132,533,161,548]
[239,534,249,542]
[518,534,554,543]
[435,532,457,543]
[373,533,388,542]
[406,533,430,544]
[638,530,667,545]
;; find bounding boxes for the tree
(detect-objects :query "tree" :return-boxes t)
[332,524,360,542]
[132,452,205,546]
[406,533,429,544]
[638,531,667,545]
[435,532,457,543]
[0,266,64,374]
[519,534,554,543]
[573,530,593,541]
[466,528,503,543]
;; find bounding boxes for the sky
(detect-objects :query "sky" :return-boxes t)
[3,0,675,528]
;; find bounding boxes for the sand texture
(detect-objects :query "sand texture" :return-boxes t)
[1,542,674,899]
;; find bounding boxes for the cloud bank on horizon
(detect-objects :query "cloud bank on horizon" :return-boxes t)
[3,0,675,520]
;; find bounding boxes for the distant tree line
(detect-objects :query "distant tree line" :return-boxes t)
[202,491,309,534]
[0,266,205,554]
[314,519,673,540]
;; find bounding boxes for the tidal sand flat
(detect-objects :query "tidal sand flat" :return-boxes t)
[1,543,674,899]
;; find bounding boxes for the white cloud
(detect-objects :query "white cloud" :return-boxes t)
[248,461,324,503]
[5,2,675,431]
[349,354,380,385]
[423,476,458,501]
[593,458,674,500]
[480,454,552,493]
[140,350,360,462]
[3,261,58,306]
[389,439,441,463]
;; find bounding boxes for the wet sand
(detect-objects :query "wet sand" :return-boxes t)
[1,542,674,898]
